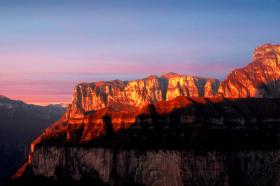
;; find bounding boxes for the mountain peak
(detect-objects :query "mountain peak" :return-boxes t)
[145,75,158,80]
[62,43,280,118]
[68,72,219,118]
[0,95,9,99]
[160,72,181,78]
[218,43,280,98]
[253,43,280,62]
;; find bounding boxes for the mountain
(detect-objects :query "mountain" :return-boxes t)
[218,43,280,97]
[69,74,220,119]
[12,43,280,186]
[12,97,280,186]
[24,96,280,146]
[0,96,65,184]
[68,44,280,120]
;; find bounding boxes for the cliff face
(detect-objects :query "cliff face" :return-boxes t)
[218,44,280,97]
[69,44,280,118]
[13,43,280,185]
[30,147,280,186]
[69,74,219,119]
[26,97,280,149]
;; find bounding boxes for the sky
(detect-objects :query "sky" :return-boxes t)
[0,0,280,105]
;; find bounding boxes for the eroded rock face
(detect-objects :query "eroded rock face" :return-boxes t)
[69,74,219,118]
[19,95,280,185]
[69,44,280,118]
[30,147,280,186]
[13,43,280,185]
[27,97,280,147]
[218,44,280,98]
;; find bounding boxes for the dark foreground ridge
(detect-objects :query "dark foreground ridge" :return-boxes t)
[10,97,280,186]
[32,97,280,150]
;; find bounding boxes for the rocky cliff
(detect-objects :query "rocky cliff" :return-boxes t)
[69,74,219,119]
[218,43,280,97]
[69,44,280,119]
[26,96,280,147]
[28,147,280,186]
[13,43,280,186]
[14,96,280,186]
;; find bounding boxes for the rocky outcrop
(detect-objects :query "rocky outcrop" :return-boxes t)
[13,43,280,186]
[26,97,280,148]
[69,74,220,119]
[13,97,280,186]
[68,44,280,118]
[218,44,280,97]
[28,147,280,186]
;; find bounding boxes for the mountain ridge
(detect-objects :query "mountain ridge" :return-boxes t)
[16,43,280,150]
[68,43,280,119]
[11,43,280,186]
[0,96,66,184]
[69,72,220,119]
[218,43,280,97]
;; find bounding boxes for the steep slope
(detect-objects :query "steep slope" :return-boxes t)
[218,43,280,97]
[0,96,65,184]
[13,97,280,186]
[12,43,280,186]
[24,96,280,147]
[24,148,280,186]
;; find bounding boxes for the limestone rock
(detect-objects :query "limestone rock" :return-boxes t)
[218,44,280,98]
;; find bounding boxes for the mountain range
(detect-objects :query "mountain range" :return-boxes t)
[9,43,280,186]
[69,43,280,119]
[0,96,65,184]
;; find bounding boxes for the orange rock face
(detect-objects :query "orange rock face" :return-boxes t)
[218,44,280,98]
[68,74,219,119]
[28,43,280,147]
[28,96,280,147]
[14,43,280,181]
[68,44,280,119]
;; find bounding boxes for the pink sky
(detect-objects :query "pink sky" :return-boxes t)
[1,0,279,104]
[0,58,236,105]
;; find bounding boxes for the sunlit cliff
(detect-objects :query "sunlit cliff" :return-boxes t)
[69,44,280,119]
[12,43,280,186]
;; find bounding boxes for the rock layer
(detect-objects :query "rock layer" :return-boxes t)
[69,74,219,119]
[69,44,280,118]
[218,43,280,97]
[30,147,280,186]
[28,97,280,147]
[13,43,280,186]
